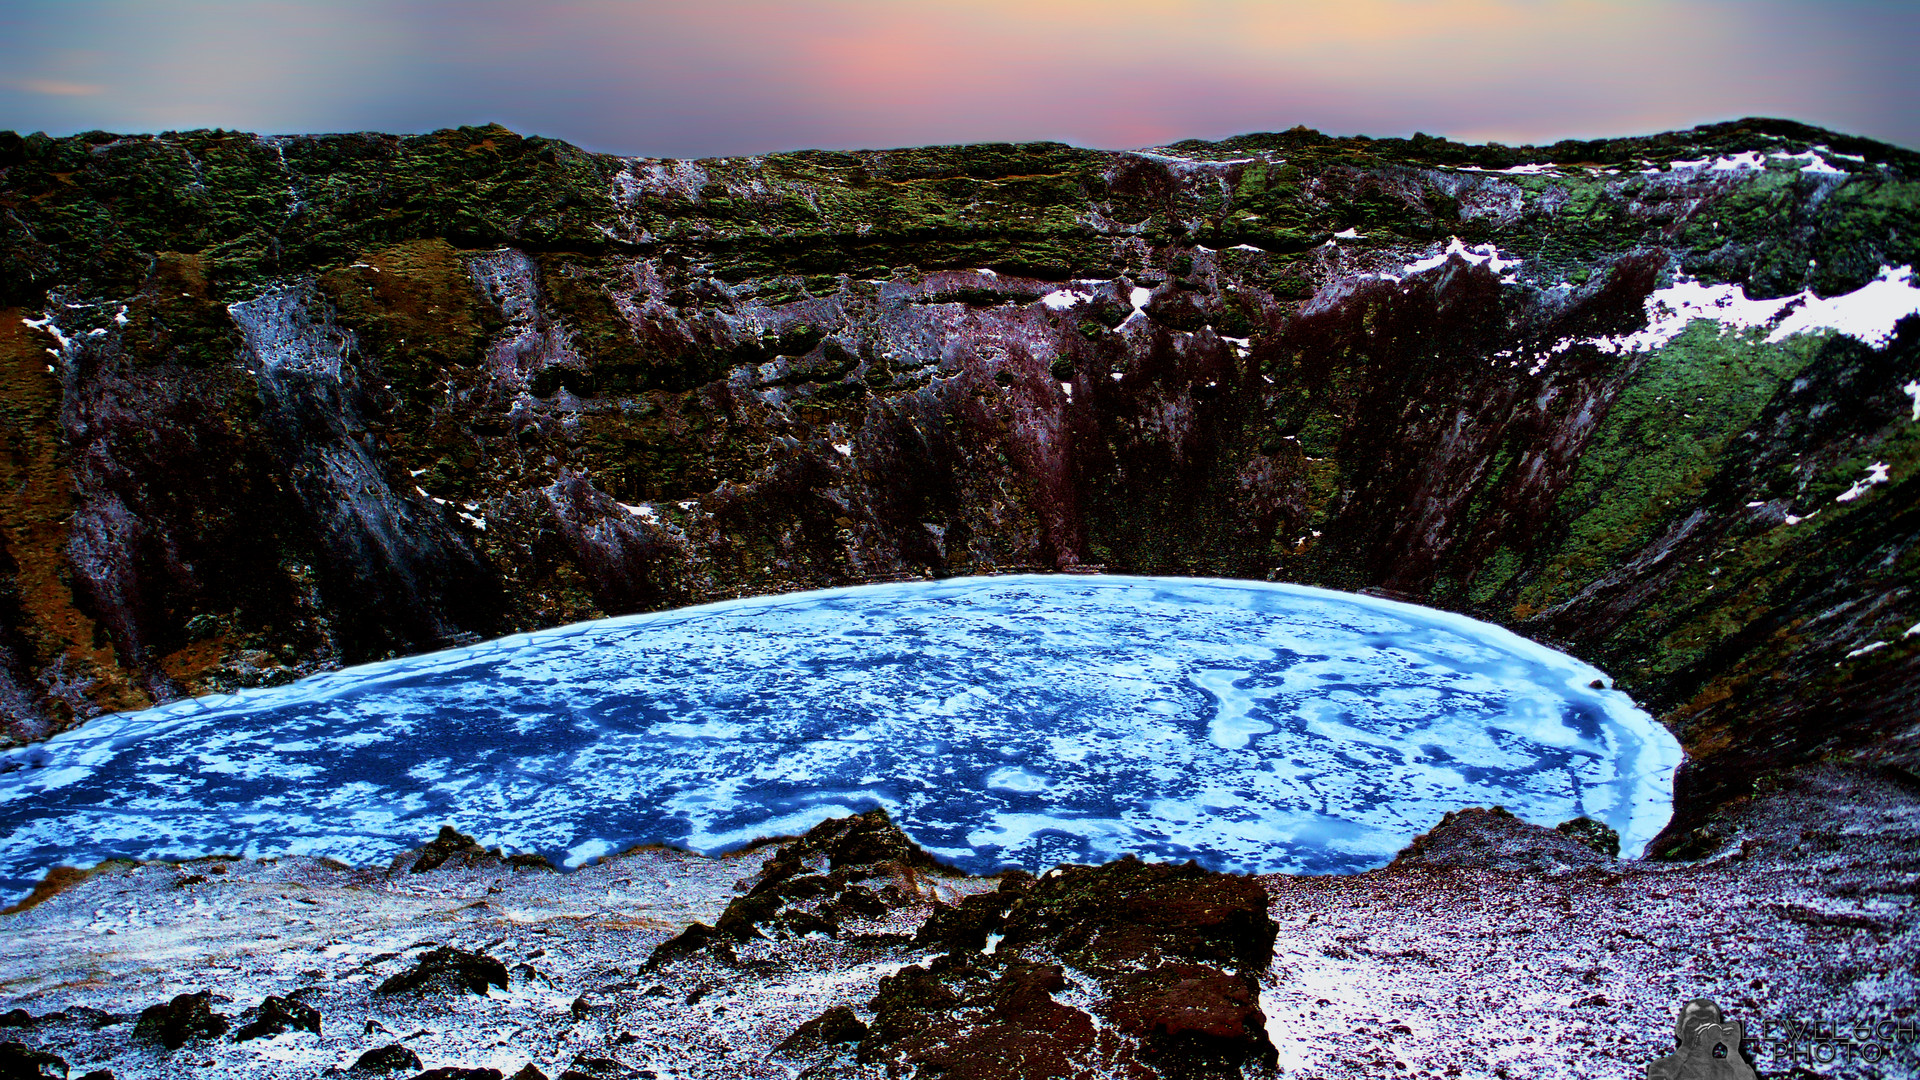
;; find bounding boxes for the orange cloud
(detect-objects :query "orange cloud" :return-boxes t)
[17,78,107,97]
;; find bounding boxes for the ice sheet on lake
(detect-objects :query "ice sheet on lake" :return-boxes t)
[0,575,1681,901]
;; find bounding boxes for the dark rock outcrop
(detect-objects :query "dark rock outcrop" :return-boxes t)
[859,855,1278,1079]
[232,994,321,1041]
[130,991,227,1050]
[375,947,510,997]
[639,810,1278,1077]
[1390,806,1615,874]
[408,826,494,873]
[1555,815,1622,857]
[0,1041,66,1080]
[773,1005,869,1057]
[558,1055,629,1078]
[645,808,946,966]
[350,1044,422,1074]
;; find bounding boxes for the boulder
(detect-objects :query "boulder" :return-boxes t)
[131,991,228,1050]
[773,1005,868,1056]
[0,1041,67,1080]
[233,994,322,1041]
[351,1044,422,1074]
[376,947,509,996]
[409,826,493,873]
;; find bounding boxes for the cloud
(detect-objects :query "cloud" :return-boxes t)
[15,79,107,97]
[0,0,1911,153]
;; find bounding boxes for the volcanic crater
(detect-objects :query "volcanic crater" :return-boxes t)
[0,118,1915,1079]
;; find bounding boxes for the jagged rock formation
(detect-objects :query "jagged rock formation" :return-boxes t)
[648,810,1278,1077]
[0,118,1916,855]
[0,779,1912,1078]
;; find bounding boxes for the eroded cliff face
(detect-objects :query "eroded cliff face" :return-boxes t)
[0,120,1915,850]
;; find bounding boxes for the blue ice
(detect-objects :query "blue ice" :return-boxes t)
[0,575,1682,902]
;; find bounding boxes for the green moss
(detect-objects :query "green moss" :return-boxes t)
[1467,546,1522,606]
[1520,325,1825,612]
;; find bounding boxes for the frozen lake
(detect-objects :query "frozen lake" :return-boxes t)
[0,575,1681,901]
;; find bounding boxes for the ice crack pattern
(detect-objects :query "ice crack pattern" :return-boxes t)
[0,576,1681,901]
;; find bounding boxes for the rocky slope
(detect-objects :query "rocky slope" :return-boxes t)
[0,772,1913,1079]
[0,118,1916,850]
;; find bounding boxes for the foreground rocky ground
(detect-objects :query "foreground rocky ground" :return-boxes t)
[1,764,1912,1079]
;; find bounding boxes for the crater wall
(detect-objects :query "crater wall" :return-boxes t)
[0,119,1915,853]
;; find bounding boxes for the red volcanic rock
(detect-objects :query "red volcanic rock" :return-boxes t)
[1107,963,1263,1041]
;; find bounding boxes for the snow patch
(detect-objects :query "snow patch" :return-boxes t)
[1561,266,1920,357]
[228,287,350,378]
[563,839,614,869]
[1400,237,1523,281]
[1710,150,1769,172]
[1835,462,1890,503]
[1771,149,1846,175]
[1766,266,1920,348]
[20,314,71,356]
[1903,380,1920,421]
[1451,162,1558,175]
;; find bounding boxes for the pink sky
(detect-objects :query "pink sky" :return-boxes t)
[2,0,1913,154]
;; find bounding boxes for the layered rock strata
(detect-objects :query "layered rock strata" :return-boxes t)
[1,120,1915,850]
